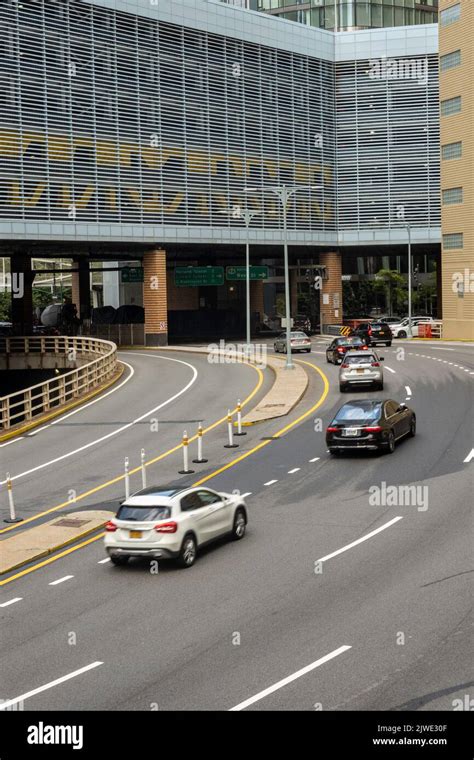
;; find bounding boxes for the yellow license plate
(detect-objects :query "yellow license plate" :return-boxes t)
[130,530,142,539]
[356,368,364,374]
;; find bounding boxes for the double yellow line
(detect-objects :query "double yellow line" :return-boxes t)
[0,357,329,586]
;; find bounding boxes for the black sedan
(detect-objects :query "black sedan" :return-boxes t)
[326,336,368,364]
[326,399,416,454]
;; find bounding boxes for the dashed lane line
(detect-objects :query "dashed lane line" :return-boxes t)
[264,480,278,486]
[315,516,404,564]
[0,597,23,608]
[288,468,300,474]
[0,661,104,711]
[48,575,74,586]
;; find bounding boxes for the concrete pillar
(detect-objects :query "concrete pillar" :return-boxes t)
[320,251,342,326]
[250,279,265,318]
[71,258,91,321]
[143,248,167,346]
[10,253,34,335]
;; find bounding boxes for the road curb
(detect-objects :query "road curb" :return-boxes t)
[0,510,114,576]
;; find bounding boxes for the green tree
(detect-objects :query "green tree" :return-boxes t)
[374,268,406,316]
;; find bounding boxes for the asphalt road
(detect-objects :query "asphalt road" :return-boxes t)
[0,340,472,712]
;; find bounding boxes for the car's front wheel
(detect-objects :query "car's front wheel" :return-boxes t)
[177,534,197,568]
[231,508,247,540]
[110,555,129,566]
[398,330,407,339]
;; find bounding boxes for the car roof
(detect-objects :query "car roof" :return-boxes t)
[122,483,219,506]
[338,399,384,410]
[344,349,376,355]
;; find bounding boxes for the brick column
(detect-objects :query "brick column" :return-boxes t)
[143,248,167,346]
[320,251,342,326]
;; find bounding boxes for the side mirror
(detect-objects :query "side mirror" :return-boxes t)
[398,403,407,411]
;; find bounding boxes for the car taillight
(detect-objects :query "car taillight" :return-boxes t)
[361,345,368,350]
[326,426,339,432]
[363,426,382,432]
[368,327,372,336]
[154,521,178,533]
[371,362,380,367]
[341,363,349,368]
[337,347,345,353]
[105,521,117,532]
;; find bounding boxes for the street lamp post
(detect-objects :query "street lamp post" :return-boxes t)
[244,184,321,369]
[219,207,263,350]
[405,223,413,338]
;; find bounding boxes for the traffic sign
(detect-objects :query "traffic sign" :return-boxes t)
[175,266,224,287]
[121,266,144,283]
[226,266,269,281]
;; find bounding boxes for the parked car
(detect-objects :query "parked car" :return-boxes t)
[391,317,434,339]
[326,336,368,364]
[293,314,312,334]
[326,399,416,454]
[274,331,312,353]
[339,350,384,392]
[352,322,392,347]
[104,485,248,568]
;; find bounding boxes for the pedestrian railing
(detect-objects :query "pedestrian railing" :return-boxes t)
[0,336,118,431]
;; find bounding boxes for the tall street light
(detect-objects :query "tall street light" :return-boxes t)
[219,206,264,350]
[404,222,413,338]
[244,184,321,369]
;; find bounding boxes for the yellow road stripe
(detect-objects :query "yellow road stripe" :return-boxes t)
[0,357,328,585]
[192,357,329,486]
[0,534,104,586]
[0,362,263,535]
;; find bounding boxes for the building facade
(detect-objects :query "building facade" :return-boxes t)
[439,0,473,340]
[0,0,441,343]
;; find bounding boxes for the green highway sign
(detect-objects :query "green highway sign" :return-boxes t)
[226,266,269,281]
[121,266,144,283]
[175,266,224,287]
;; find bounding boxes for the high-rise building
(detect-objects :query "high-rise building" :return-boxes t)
[254,0,438,31]
[439,0,473,340]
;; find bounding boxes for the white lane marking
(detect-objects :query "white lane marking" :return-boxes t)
[309,457,320,462]
[315,516,403,564]
[240,492,252,498]
[19,362,135,439]
[0,661,104,711]
[404,386,412,398]
[229,645,352,711]
[0,597,23,608]
[463,449,474,464]
[428,347,455,351]
[0,355,198,485]
[384,366,396,374]
[97,558,111,565]
[49,575,74,586]
[264,480,278,486]
[288,468,300,474]
[0,437,25,448]
[311,351,326,355]
[448,362,453,365]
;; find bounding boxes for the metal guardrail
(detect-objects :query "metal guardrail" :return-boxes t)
[0,336,118,431]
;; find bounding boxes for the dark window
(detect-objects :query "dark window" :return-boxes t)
[333,403,382,423]
[345,354,376,364]
[196,490,221,506]
[385,401,399,418]
[181,492,204,512]
[116,505,171,521]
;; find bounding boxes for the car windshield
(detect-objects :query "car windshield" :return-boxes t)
[339,337,362,346]
[116,504,171,522]
[370,323,385,329]
[333,402,382,423]
[345,354,376,364]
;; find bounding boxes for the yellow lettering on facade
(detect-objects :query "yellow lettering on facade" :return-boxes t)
[96,140,118,165]
[48,136,72,162]
[228,156,244,177]
[22,132,46,155]
[263,159,278,179]
[163,193,184,214]
[9,181,46,206]
[141,147,160,169]
[0,131,20,158]
[187,151,209,174]
[60,185,95,208]
[209,153,225,175]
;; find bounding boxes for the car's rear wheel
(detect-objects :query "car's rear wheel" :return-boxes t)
[376,381,384,391]
[273,344,278,352]
[329,449,339,456]
[398,330,407,339]
[385,430,395,453]
[385,342,392,347]
[177,534,197,568]
[110,555,129,566]
[231,508,247,540]
[339,384,347,393]
[409,416,416,437]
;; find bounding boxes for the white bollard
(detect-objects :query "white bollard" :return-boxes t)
[235,399,247,436]
[224,410,238,448]
[140,448,147,489]
[3,473,22,523]
[192,423,208,464]
[124,457,130,500]
[179,430,195,474]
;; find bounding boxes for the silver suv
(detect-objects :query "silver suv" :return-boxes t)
[339,350,384,392]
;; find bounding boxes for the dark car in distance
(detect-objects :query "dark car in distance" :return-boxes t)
[326,399,416,454]
[326,336,368,364]
[353,322,392,347]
